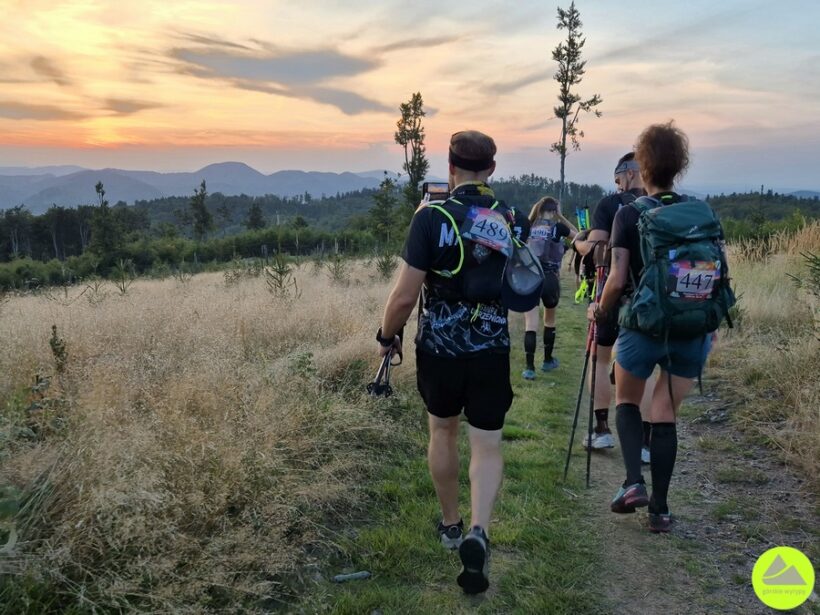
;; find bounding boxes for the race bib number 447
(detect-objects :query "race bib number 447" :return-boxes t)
[461,207,513,258]
[668,260,720,300]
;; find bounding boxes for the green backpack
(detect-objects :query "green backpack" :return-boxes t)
[618,195,736,339]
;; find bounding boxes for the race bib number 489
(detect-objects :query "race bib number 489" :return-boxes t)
[668,260,720,300]
[461,207,513,258]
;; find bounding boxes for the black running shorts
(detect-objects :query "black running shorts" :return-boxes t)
[595,307,619,347]
[416,351,513,431]
[541,269,560,309]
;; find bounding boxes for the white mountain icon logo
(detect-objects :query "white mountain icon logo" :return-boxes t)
[762,555,807,586]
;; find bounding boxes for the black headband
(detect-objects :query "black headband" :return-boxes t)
[449,148,494,172]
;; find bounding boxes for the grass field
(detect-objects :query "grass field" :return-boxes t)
[1,222,818,613]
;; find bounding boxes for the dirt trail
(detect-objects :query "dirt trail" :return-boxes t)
[572,388,818,615]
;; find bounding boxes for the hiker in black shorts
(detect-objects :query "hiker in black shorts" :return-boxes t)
[588,121,731,533]
[574,153,654,457]
[377,130,530,593]
[521,197,577,380]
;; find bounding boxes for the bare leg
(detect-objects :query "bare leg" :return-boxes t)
[650,371,695,422]
[640,369,657,420]
[428,415,461,525]
[615,362,647,406]
[524,306,541,332]
[468,425,503,535]
[592,343,613,414]
[543,307,556,328]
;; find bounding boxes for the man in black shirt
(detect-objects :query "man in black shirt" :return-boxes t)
[377,130,528,595]
[574,153,651,455]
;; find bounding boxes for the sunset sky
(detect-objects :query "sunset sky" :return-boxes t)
[1,0,818,192]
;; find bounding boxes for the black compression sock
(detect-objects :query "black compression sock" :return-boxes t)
[643,421,652,447]
[543,327,556,362]
[615,403,644,485]
[524,331,536,370]
[594,408,609,433]
[648,423,677,514]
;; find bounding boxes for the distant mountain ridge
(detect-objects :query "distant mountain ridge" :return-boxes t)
[0,162,391,214]
[0,163,816,214]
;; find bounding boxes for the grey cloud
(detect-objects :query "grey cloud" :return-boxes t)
[298,86,392,115]
[31,56,71,86]
[233,80,390,115]
[171,47,378,85]
[176,32,252,51]
[487,68,551,95]
[0,101,86,120]
[168,39,390,115]
[371,35,461,54]
[105,98,162,115]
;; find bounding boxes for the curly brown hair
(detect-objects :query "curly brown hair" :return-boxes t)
[634,121,690,190]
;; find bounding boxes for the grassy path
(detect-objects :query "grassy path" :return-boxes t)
[296,279,819,614]
[297,287,602,613]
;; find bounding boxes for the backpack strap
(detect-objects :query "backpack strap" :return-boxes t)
[619,191,637,207]
[630,195,658,215]
[421,198,502,278]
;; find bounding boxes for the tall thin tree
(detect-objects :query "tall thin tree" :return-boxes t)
[189,180,214,241]
[394,92,430,210]
[550,1,602,210]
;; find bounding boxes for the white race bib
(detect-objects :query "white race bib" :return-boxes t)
[461,207,513,258]
[668,260,720,300]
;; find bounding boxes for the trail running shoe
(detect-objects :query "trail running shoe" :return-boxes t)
[522,369,536,381]
[641,446,651,465]
[457,526,490,594]
[541,358,560,372]
[582,430,615,450]
[437,519,464,550]
[648,512,673,533]
[610,482,649,514]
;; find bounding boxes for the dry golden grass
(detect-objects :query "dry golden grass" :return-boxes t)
[713,223,819,490]
[0,261,416,612]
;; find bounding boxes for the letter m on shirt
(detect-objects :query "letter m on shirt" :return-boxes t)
[439,222,456,247]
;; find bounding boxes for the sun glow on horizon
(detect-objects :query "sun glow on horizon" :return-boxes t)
[0,0,818,186]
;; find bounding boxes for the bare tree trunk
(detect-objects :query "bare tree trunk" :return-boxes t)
[10,228,19,258]
[51,228,61,261]
[559,115,568,209]
[80,223,89,252]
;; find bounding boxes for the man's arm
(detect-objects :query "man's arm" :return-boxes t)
[574,229,610,256]
[378,262,426,356]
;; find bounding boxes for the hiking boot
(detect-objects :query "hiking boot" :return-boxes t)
[610,482,649,514]
[522,369,536,381]
[582,430,615,450]
[437,519,464,550]
[648,512,673,533]
[541,358,559,372]
[641,446,651,465]
[457,526,490,594]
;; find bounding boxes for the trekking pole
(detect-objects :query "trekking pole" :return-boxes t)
[585,329,598,488]
[366,353,393,397]
[585,264,607,488]
[563,319,594,481]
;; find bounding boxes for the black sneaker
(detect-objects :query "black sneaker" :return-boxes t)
[610,482,649,514]
[648,512,673,533]
[457,526,490,594]
[437,519,464,550]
